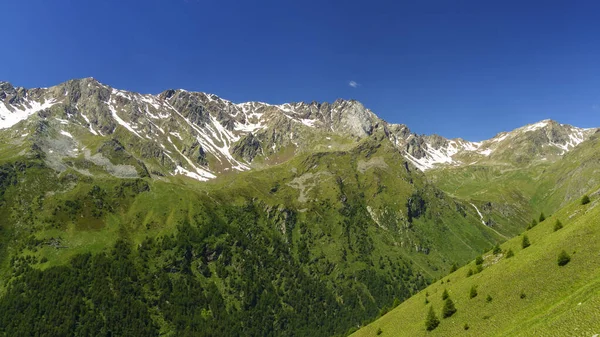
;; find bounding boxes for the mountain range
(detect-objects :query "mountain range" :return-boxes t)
[1,78,595,180]
[0,78,598,336]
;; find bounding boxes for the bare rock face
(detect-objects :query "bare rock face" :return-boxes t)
[329,100,374,138]
[405,136,427,159]
[232,133,262,163]
[159,89,210,127]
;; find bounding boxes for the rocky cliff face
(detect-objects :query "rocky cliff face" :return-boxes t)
[0,78,596,181]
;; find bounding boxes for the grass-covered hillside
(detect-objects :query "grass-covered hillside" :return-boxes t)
[427,130,600,232]
[351,192,600,337]
[0,132,514,336]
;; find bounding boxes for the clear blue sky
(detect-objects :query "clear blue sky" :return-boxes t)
[2,0,599,141]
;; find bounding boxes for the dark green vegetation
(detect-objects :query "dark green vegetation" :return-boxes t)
[0,130,511,336]
[581,195,590,205]
[554,219,563,231]
[424,307,439,331]
[441,298,456,318]
[557,250,571,266]
[469,285,477,299]
[521,235,531,249]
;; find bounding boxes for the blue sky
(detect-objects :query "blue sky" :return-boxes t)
[2,0,599,141]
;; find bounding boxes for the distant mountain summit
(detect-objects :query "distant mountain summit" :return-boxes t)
[0,78,596,180]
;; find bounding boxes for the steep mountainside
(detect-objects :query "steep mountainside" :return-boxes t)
[351,190,600,336]
[427,128,600,229]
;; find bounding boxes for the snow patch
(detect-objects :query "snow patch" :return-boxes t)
[470,203,487,226]
[234,109,265,133]
[0,99,57,129]
[550,127,592,153]
[170,132,183,140]
[404,152,432,171]
[491,133,509,143]
[60,130,73,138]
[174,166,215,182]
[479,148,492,156]
[521,120,550,132]
[301,119,317,127]
[111,89,130,100]
[107,98,143,139]
[80,113,99,135]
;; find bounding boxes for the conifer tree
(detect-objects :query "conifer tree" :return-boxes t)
[469,285,478,299]
[442,298,457,318]
[553,219,563,232]
[522,235,530,249]
[425,306,440,331]
[581,195,590,205]
[475,255,484,265]
[529,219,537,229]
[442,289,449,300]
[557,250,571,266]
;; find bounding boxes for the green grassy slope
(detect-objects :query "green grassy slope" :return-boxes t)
[428,131,600,229]
[351,192,600,337]
[0,133,517,336]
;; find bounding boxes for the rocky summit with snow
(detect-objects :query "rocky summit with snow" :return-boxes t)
[0,78,596,181]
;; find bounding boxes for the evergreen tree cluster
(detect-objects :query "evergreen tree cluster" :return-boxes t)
[0,203,426,337]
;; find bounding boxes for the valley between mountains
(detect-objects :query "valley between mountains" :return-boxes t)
[0,78,598,336]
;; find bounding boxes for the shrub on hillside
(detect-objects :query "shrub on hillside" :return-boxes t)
[442,298,457,318]
[581,195,590,205]
[486,295,493,303]
[442,289,449,300]
[528,219,537,229]
[539,212,545,222]
[505,249,514,258]
[466,268,474,277]
[553,219,563,232]
[469,285,478,299]
[425,306,440,331]
[475,255,484,265]
[557,250,571,266]
[493,244,502,255]
[522,235,530,249]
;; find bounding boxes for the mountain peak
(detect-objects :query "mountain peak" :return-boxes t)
[1,78,598,178]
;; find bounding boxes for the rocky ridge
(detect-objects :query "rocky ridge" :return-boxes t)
[0,78,596,181]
